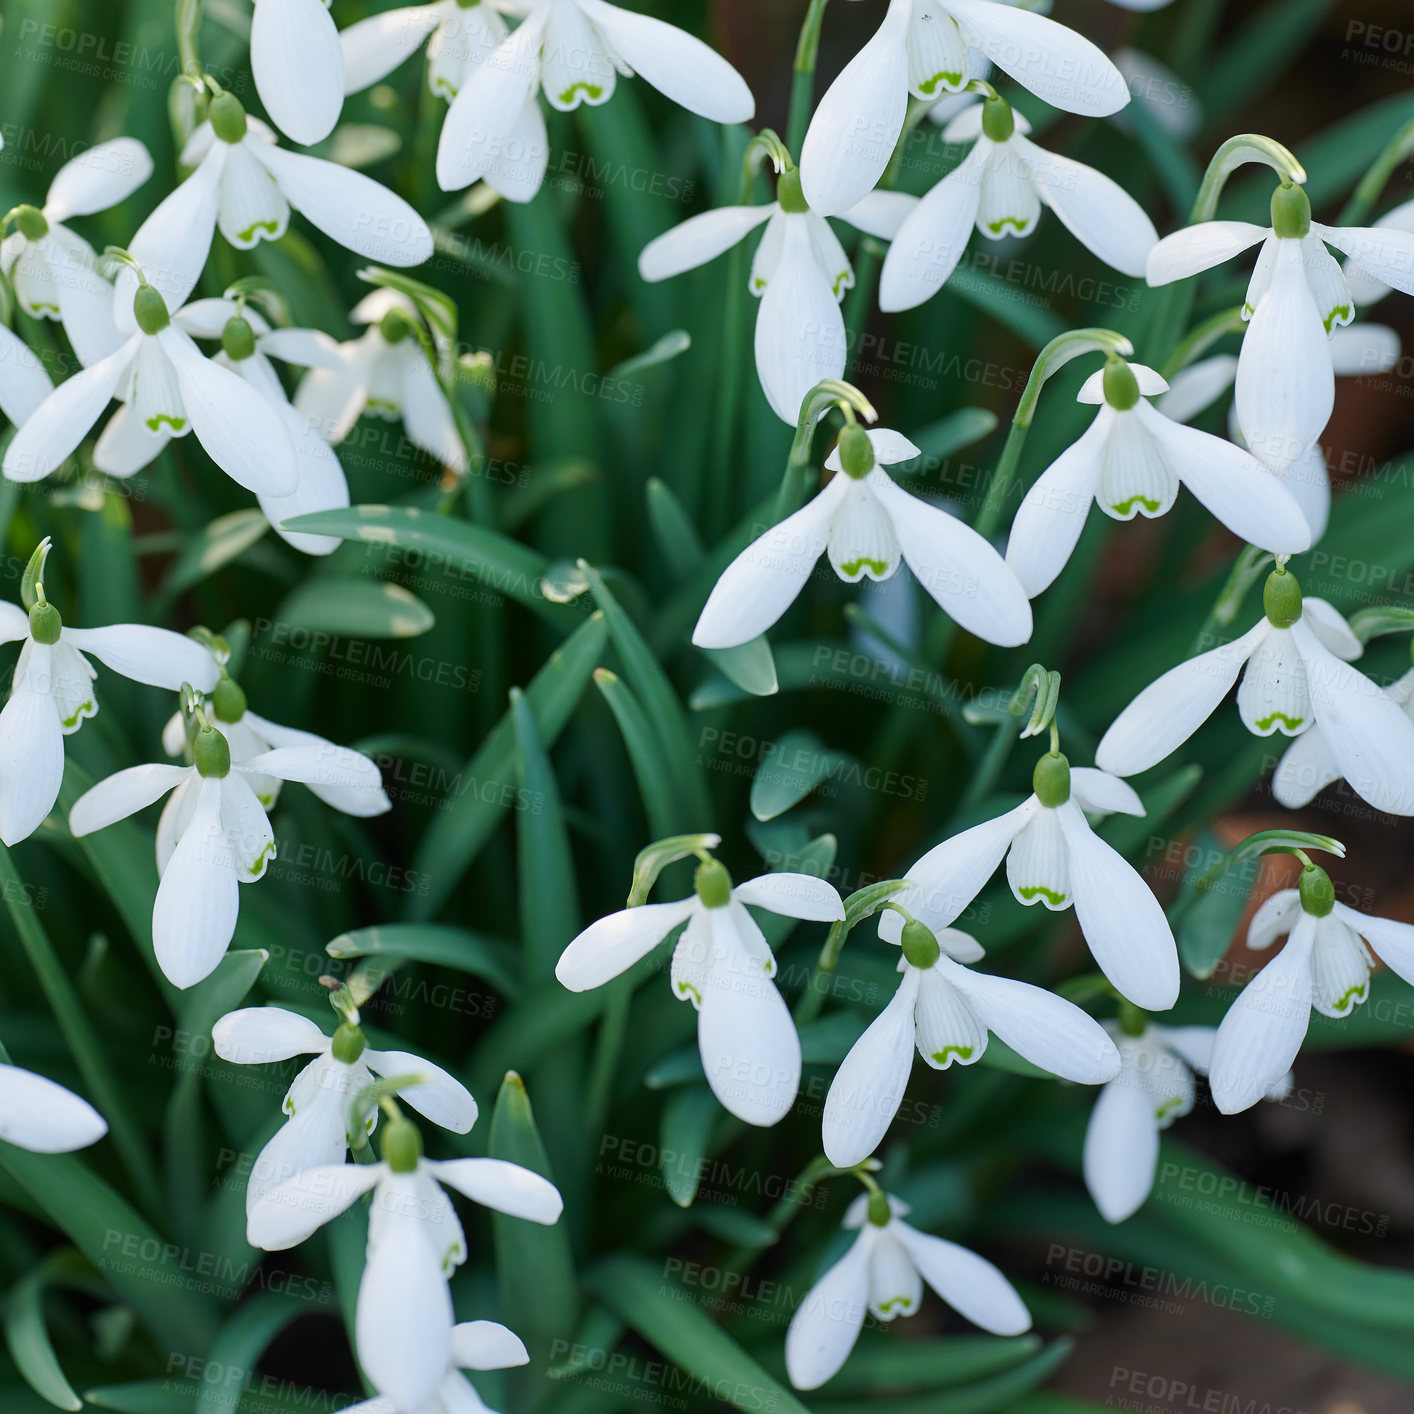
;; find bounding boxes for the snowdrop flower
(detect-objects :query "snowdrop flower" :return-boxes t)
[0,1063,107,1153]
[121,93,431,319]
[881,753,1180,1010]
[1097,567,1414,817]
[1082,1023,1289,1222]
[342,1320,529,1414]
[823,917,1119,1167]
[69,719,389,988]
[434,0,754,198]
[638,173,912,423]
[880,96,1157,313]
[1157,324,1401,542]
[1,137,152,366]
[93,298,350,554]
[248,1115,561,1411]
[1343,195,1414,307]
[1146,181,1414,471]
[693,425,1032,649]
[1208,866,1414,1114]
[251,0,345,145]
[212,1005,475,1219]
[295,289,466,475]
[785,1191,1030,1390]
[0,323,55,431]
[4,282,299,499]
[799,0,1127,216]
[556,857,844,1126]
[1004,357,1310,598]
[0,550,219,845]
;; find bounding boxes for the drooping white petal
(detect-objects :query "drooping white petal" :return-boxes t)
[1338,904,1414,989]
[1057,800,1180,1011]
[215,140,290,250]
[0,1065,107,1153]
[1083,1077,1158,1222]
[891,1221,1031,1334]
[913,964,986,1068]
[61,623,220,692]
[866,1229,922,1319]
[341,5,444,93]
[0,654,66,846]
[213,1007,328,1064]
[638,205,774,283]
[0,323,54,427]
[44,138,153,221]
[430,1157,564,1223]
[785,1231,872,1390]
[41,641,96,735]
[907,0,972,100]
[1308,915,1370,1019]
[827,479,902,582]
[1247,888,1301,950]
[1236,624,1312,736]
[246,1073,352,1214]
[47,229,127,368]
[1069,767,1144,818]
[122,146,227,316]
[733,873,844,921]
[1005,806,1070,910]
[248,1161,383,1250]
[1271,723,1339,809]
[252,0,345,145]
[366,1047,478,1133]
[556,898,696,990]
[218,770,276,881]
[92,402,169,476]
[239,742,390,816]
[68,763,190,837]
[838,190,920,242]
[1315,220,1414,299]
[1095,620,1269,776]
[1145,221,1269,286]
[692,475,849,649]
[879,143,987,311]
[1300,232,1354,332]
[1301,597,1362,660]
[974,143,1040,240]
[799,0,911,216]
[482,95,550,203]
[260,401,350,555]
[1156,353,1238,425]
[822,967,920,1167]
[1209,914,1316,1114]
[398,349,467,474]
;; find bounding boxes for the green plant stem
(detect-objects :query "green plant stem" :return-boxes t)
[1189,544,1271,655]
[1160,305,1246,380]
[787,0,830,156]
[0,842,161,1213]
[1339,116,1414,226]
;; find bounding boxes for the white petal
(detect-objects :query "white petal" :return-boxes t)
[216,140,290,249]
[1271,724,1339,809]
[827,479,902,582]
[1095,620,1268,776]
[452,1321,529,1371]
[92,402,169,476]
[213,1006,328,1064]
[1236,237,1334,472]
[945,959,1119,1082]
[260,400,351,555]
[1015,137,1156,276]
[246,1080,351,1215]
[913,965,986,1068]
[823,428,923,472]
[799,0,911,216]
[1069,767,1144,817]
[692,475,849,648]
[399,350,467,474]
[1246,888,1301,950]
[1301,232,1354,332]
[1338,904,1414,989]
[822,968,920,1167]
[122,146,226,316]
[838,190,920,242]
[878,143,986,311]
[60,623,220,693]
[1077,362,1168,405]
[574,0,754,122]
[342,5,444,93]
[1145,220,1268,285]
[1316,220,1414,299]
[366,1047,478,1132]
[638,205,773,283]
[1208,914,1316,1115]
[248,142,432,266]
[867,1230,922,1319]
[733,873,844,921]
[1300,597,1362,660]
[1057,801,1179,1011]
[1329,321,1400,374]
[1156,354,1237,424]
[157,328,298,494]
[0,323,54,427]
[0,662,66,845]
[0,1065,107,1153]
[44,138,153,221]
[239,742,389,815]
[1235,625,1308,735]
[1083,1078,1158,1222]
[1004,405,1108,597]
[555,899,695,990]
[48,231,126,368]
[482,96,550,203]
[785,1232,871,1390]
[68,762,190,837]
[975,145,1039,240]
[907,0,972,99]
[248,1162,382,1249]
[870,469,1032,646]
[3,336,136,482]
[891,1221,1031,1334]
[882,798,1036,938]
[257,327,342,370]
[252,0,345,145]
[218,770,276,881]
[1309,915,1370,1018]
[1005,807,1070,909]
[431,1157,564,1222]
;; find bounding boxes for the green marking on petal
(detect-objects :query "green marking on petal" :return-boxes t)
[236,218,281,244]
[245,839,277,877]
[1154,1095,1184,1121]
[1330,983,1368,1014]
[145,414,188,433]
[931,1045,974,1064]
[675,980,702,1006]
[1109,495,1162,516]
[28,302,60,316]
[838,556,890,578]
[916,70,964,96]
[875,1294,913,1314]
[1324,304,1352,334]
[832,270,850,297]
[1018,884,1067,906]
[557,81,603,104]
[985,216,1031,235]
[60,700,95,729]
[1253,711,1305,732]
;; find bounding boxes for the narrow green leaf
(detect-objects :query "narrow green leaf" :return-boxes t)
[194,1291,310,1414]
[805,1334,1043,1395]
[909,408,999,464]
[594,669,681,837]
[277,576,434,639]
[326,924,521,997]
[658,1086,718,1208]
[85,1382,201,1414]
[608,330,692,383]
[4,1251,88,1410]
[646,477,706,581]
[159,510,270,601]
[749,728,851,821]
[703,638,778,698]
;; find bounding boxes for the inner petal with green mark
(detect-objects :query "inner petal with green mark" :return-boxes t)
[146,414,188,433]
[237,219,282,244]
[61,699,96,729]
[827,482,901,583]
[1253,711,1304,732]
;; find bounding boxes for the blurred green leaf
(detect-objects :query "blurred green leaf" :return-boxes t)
[277,577,434,638]
[658,1085,718,1207]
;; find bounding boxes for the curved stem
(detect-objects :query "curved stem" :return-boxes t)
[1189,134,1305,224]
[1339,115,1414,227]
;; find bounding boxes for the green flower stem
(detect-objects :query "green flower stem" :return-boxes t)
[0,841,161,1213]
[175,0,202,78]
[1160,305,1246,381]
[787,0,831,155]
[1188,543,1272,656]
[584,979,631,1141]
[1339,116,1414,226]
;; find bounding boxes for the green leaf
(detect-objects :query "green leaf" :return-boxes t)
[159,509,270,601]
[277,576,434,639]
[325,924,521,998]
[803,1334,1042,1395]
[910,408,999,464]
[588,1254,813,1414]
[85,1383,201,1414]
[607,330,692,383]
[194,1292,309,1414]
[658,1086,718,1208]
[1173,827,1255,980]
[594,669,681,837]
[4,1250,91,1410]
[646,477,705,581]
[703,638,778,698]
[357,265,458,343]
[749,728,851,821]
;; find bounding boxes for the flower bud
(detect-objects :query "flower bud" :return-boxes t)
[331,1022,367,1064]
[776,167,809,215]
[1262,568,1302,629]
[194,726,231,779]
[837,425,875,479]
[222,316,257,362]
[1102,358,1140,412]
[14,205,48,242]
[900,918,941,970]
[866,1189,892,1227]
[27,601,61,645]
[1270,182,1311,240]
[981,95,1015,144]
[383,1116,423,1172]
[213,676,248,723]
[694,857,732,909]
[133,284,170,335]
[1033,751,1071,808]
[379,309,412,344]
[210,92,248,145]
[1298,864,1334,918]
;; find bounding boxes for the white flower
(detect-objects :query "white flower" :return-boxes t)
[799,0,1127,216]
[212,1006,477,1221]
[1,137,153,366]
[556,858,844,1126]
[0,323,54,433]
[435,0,754,197]
[1004,358,1311,598]
[823,921,1119,1167]
[638,180,910,424]
[248,1141,561,1410]
[1156,324,1400,543]
[119,93,431,320]
[0,563,219,845]
[342,1320,529,1414]
[295,289,466,476]
[1342,194,1414,307]
[880,758,1180,1010]
[880,99,1156,313]
[785,1192,1030,1391]
[4,283,300,499]
[251,0,345,145]
[1145,184,1414,470]
[693,426,1032,649]
[68,722,389,988]
[0,1063,107,1153]
[1096,574,1414,817]
[1208,877,1414,1114]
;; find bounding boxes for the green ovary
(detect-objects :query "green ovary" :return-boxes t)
[1019,884,1067,906]
[1110,495,1162,516]
[931,1044,974,1064]
[1254,711,1304,732]
[839,556,889,578]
